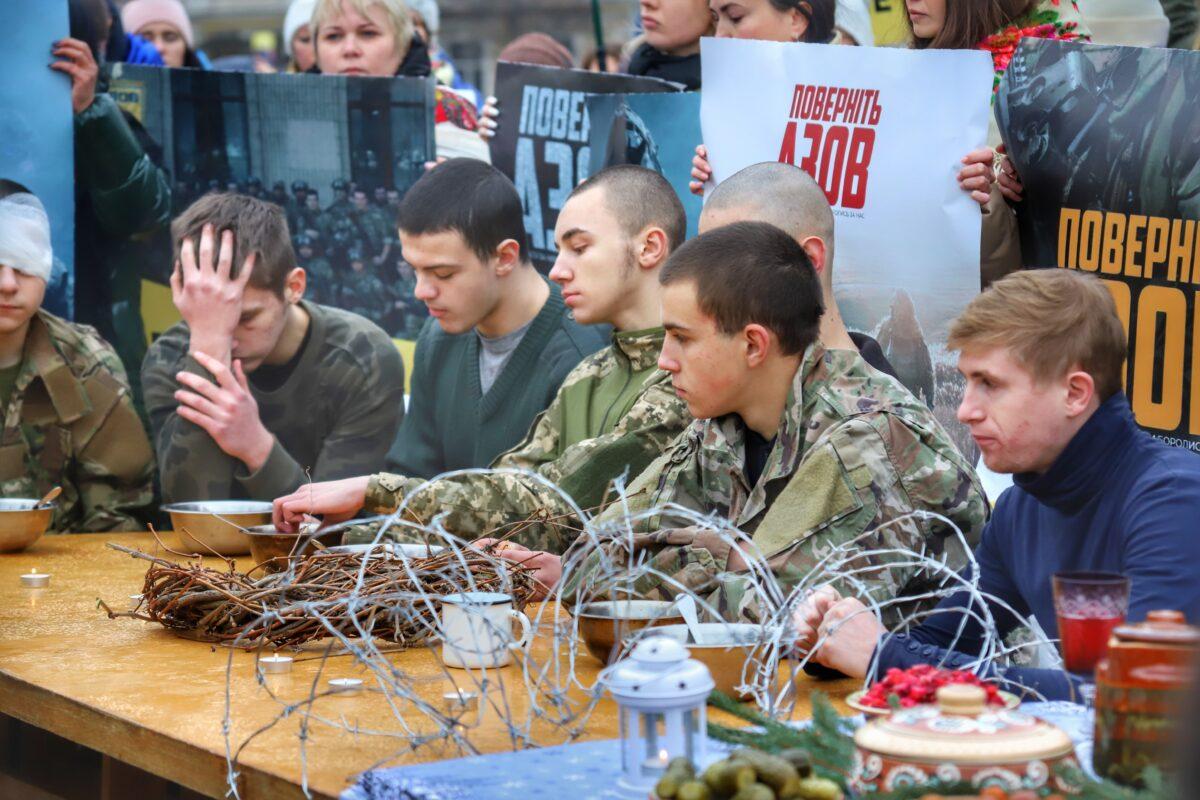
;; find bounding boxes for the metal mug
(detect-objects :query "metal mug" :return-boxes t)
[440,591,532,669]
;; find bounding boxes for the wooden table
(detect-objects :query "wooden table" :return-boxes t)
[0,533,855,799]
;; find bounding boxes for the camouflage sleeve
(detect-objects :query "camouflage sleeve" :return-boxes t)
[141,335,240,502]
[238,329,406,498]
[364,384,690,553]
[72,344,155,531]
[564,414,986,626]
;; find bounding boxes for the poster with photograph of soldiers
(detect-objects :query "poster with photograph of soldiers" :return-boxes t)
[108,64,435,349]
[996,39,1200,452]
[700,38,993,456]
[586,92,704,239]
[1,0,73,318]
[488,62,682,271]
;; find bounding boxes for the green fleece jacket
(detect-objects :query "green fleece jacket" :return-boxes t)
[385,283,604,478]
[362,327,692,552]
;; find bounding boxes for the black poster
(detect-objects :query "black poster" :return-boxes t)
[997,39,1200,451]
[109,64,435,348]
[488,63,680,271]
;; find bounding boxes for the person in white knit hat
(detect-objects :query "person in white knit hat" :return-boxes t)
[282,0,319,73]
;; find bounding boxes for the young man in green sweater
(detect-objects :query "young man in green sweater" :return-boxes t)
[381,158,604,479]
[142,193,406,502]
[273,166,692,553]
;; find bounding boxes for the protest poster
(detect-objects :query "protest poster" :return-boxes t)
[0,0,73,318]
[585,92,704,239]
[488,63,681,271]
[996,40,1200,452]
[700,38,993,455]
[108,65,435,382]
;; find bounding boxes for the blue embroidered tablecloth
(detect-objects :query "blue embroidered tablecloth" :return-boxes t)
[343,702,1094,800]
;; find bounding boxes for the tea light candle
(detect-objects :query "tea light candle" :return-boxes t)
[259,654,294,674]
[20,569,49,588]
[329,678,363,694]
[442,690,480,714]
[642,749,670,771]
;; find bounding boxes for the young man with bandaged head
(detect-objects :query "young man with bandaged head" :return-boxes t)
[0,180,155,531]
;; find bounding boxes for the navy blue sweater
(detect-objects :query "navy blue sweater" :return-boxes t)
[876,393,1200,699]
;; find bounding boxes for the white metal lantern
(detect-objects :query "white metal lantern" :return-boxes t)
[603,635,714,790]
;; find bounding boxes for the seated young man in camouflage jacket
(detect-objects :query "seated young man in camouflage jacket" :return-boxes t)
[273,166,693,553]
[514,223,988,621]
[0,181,154,531]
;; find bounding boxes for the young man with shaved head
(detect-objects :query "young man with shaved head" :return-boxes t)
[506,223,985,623]
[275,165,691,560]
[699,161,896,377]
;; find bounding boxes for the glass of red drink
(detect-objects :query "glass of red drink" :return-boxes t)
[1052,572,1130,674]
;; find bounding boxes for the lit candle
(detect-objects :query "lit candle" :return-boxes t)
[329,678,364,694]
[442,690,480,715]
[20,568,49,588]
[259,654,294,674]
[642,749,670,771]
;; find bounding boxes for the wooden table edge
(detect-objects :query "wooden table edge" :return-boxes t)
[0,668,343,799]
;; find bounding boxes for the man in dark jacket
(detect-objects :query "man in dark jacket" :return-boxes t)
[797,270,1200,701]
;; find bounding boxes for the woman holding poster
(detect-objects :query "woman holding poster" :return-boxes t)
[709,0,836,44]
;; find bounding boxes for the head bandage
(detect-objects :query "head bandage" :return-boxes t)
[0,194,52,282]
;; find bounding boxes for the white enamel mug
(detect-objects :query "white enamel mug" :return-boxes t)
[440,591,532,669]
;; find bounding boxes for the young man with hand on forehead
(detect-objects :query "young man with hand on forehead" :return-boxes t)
[141,193,405,502]
[274,165,691,563]
[795,270,1200,699]
[0,180,154,531]
[548,222,986,622]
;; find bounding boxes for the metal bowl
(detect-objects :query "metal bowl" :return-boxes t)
[162,501,273,556]
[0,499,53,552]
[243,524,325,571]
[573,600,684,664]
[655,623,767,699]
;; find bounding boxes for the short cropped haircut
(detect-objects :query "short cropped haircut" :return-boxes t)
[312,0,413,58]
[171,193,297,296]
[948,269,1127,400]
[569,165,687,252]
[397,158,528,262]
[660,221,824,355]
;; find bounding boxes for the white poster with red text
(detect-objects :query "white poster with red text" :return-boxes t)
[701,38,993,456]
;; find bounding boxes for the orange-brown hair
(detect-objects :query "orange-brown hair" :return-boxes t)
[948,269,1127,399]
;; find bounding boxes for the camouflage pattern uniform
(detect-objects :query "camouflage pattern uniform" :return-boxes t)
[0,311,155,532]
[357,328,691,552]
[142,302,405,502]
[560,345,989,625]
[304,256,338,306]
[340,264,389,321]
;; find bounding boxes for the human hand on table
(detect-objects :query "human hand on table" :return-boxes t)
[808,596,886,679]
[791,584,843,652]
[174,351,274,471]
[473,539,561,601]
[273,476,370,531]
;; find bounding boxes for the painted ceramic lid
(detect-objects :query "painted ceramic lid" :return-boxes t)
[1112,610,1200,646]
[854,685,1074,765]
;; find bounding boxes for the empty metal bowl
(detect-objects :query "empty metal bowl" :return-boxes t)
[242,524,325,571]
[573,600,684,664]
[0,499,54,552]
[655,622,768,698]
[163,501,273,556]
